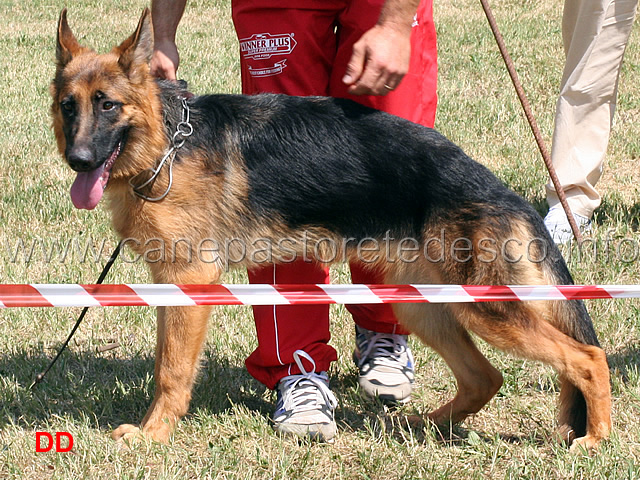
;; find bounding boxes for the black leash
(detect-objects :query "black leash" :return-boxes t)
[30,240,123,389]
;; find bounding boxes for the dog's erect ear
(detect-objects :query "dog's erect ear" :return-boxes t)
[56,9,87,68]
[114,8,153,77]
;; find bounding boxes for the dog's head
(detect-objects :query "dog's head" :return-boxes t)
[51,9,162,210]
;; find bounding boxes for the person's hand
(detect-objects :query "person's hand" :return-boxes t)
[342,23,411,96]
[150,39,180,80]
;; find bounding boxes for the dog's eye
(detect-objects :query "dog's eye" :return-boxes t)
[61,100,74,114]
[102,101,115,111]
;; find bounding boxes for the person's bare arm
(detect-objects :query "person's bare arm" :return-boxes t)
[150,0,188,80]
[342,0,420,96]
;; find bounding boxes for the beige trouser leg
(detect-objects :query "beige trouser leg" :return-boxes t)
[546,0,637,218]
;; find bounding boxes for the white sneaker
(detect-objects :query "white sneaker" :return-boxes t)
[273,350,338,442]
[353,326,415,404]
[544,205,592,244]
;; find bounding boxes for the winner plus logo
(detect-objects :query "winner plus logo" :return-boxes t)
[239,32,297,60]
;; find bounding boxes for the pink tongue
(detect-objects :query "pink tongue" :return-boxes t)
[70,166,106,210]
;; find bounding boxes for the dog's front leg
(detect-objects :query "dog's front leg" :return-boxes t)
[112,261,218,444]
[112,303,212,444]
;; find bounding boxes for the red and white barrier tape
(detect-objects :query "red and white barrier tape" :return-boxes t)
[0,284,639,308]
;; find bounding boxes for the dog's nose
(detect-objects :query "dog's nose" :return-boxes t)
[67,146,96,172]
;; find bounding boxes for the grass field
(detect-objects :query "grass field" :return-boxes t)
[1,0,640,478]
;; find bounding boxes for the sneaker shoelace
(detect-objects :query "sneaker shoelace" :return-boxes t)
[277,350,338,415]
[356,332,410,370]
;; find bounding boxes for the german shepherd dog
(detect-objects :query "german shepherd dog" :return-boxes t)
[51,9,611,450]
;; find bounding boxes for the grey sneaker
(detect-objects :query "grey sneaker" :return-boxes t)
[544,205,592,244]
[353,325,415,404]
[273,350,338,442]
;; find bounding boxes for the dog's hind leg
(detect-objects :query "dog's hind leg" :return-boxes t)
[112,263,218,444]
[393,303,503,427]
[460,302,611,451]
[549,299,603,445]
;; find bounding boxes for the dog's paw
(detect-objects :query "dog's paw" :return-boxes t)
[569,435,601,453]
[425,409,455,430]
[111,424,145,446]
[404,414,427,430]
[112,421,172,446]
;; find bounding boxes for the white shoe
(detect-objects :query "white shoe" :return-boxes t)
[353,326,415,404]
[544,205,591,244]
[273,350,338,442]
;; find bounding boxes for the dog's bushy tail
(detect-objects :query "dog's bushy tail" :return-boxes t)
[544,253,601,440]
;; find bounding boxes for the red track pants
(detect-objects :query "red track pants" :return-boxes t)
[232,0,438,388]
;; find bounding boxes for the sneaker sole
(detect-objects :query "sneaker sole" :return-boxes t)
[273,422,336,443]
[358,378,412,405]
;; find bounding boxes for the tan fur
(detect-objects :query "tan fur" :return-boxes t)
[51,9,611,449]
